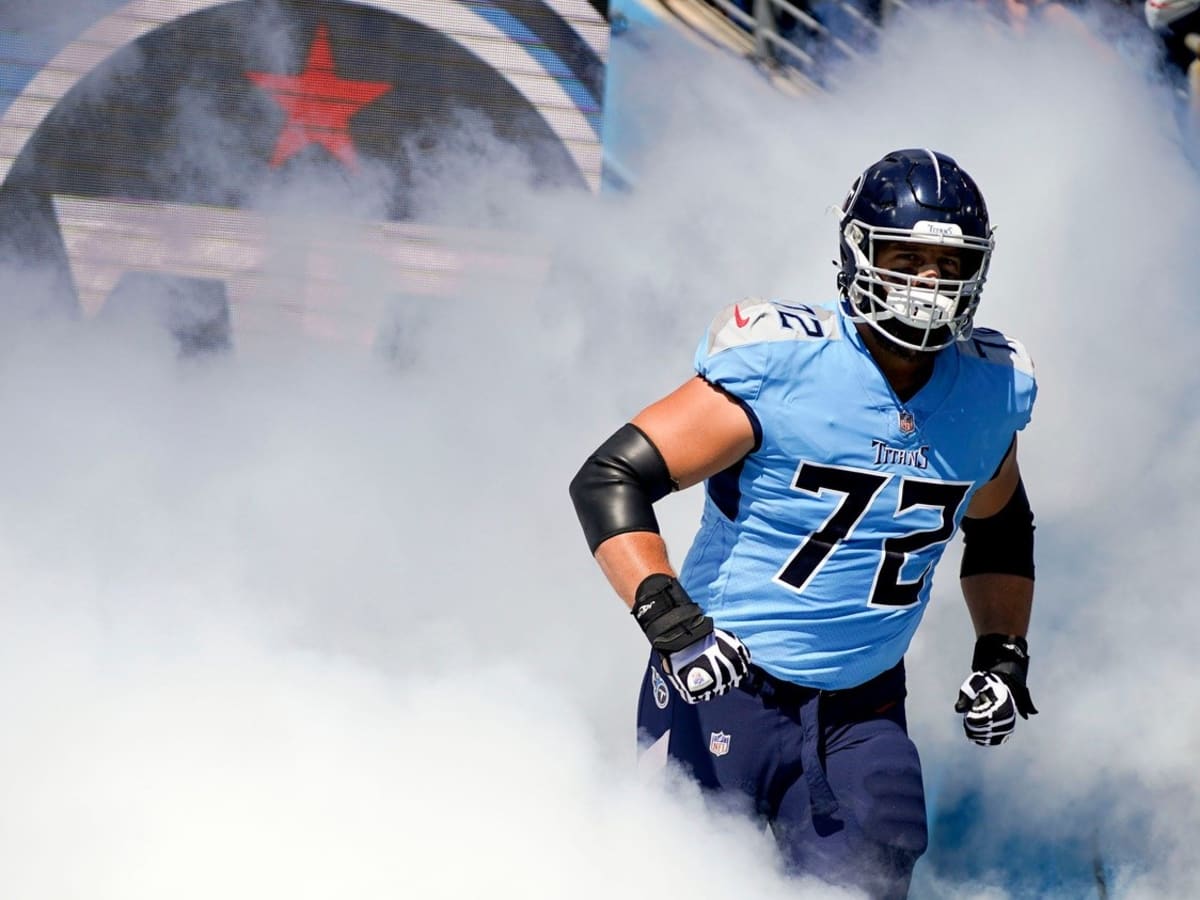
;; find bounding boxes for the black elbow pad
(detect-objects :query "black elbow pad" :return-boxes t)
[569,423,677,554]
[960,478,1035,579]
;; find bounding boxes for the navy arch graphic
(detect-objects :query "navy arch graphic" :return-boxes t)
[472,0,608,108]
[0,0,608,323]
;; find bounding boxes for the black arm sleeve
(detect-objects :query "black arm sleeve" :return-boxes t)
[959,477,1035,579]
[569,423,677,554]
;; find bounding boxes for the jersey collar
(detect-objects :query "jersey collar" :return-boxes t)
[836,298,959,420]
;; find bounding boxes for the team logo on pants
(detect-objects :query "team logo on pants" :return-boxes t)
[709,731,731,757]
[651,668,670,710]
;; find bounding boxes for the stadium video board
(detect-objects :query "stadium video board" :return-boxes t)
[0,0,610,349]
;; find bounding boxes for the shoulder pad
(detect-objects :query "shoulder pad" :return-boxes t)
[704,299,840,357]
[958,327,1035,378]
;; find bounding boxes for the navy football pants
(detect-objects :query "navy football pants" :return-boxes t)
[637,657,927,899]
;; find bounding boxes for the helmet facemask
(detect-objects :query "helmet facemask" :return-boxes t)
[842,218,993,352]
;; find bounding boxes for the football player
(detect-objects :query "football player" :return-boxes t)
[571,149,1038,899]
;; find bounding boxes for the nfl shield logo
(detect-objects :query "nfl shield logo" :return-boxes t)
[709,731,731,757]
[898,410,916,434]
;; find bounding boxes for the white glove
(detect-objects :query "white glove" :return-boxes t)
[955,671,1018,746]
[661,629,751,704]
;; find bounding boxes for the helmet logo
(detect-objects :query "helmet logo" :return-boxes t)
[913,220,962,238]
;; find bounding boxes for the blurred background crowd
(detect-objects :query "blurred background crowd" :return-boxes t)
[685,0,1200,116]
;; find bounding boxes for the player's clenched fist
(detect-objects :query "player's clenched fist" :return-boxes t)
[663,629,751,703]
[955,671,1017,745]
[632,573,751,703]
[955,634,1038,746]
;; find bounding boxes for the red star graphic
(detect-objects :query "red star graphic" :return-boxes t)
[246,23,392,171]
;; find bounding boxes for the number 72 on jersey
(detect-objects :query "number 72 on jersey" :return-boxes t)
[773,462,971,608]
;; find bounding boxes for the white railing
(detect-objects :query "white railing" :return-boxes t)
[700,0,909,85]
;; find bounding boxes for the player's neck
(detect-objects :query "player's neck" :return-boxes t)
[856,323,936,402]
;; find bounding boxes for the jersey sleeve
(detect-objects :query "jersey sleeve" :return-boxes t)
[958,327,1037,431]
[692,300,775,404]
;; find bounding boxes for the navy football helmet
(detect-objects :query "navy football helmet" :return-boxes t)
[838,148,994,352]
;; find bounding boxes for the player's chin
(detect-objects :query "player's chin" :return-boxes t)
[878,320,951,359]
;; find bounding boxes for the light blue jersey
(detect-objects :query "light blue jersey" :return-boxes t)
[678,298,1036,690]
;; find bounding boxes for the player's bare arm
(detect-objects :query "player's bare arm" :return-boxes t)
[578,376,756,606]
[964,435,1021,519]
[961,437,1034,636]
[954,435,1039,742]
[570,375,756,704]
[631,376,757,492]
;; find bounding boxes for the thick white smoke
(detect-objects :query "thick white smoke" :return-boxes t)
[0,2,1196,897]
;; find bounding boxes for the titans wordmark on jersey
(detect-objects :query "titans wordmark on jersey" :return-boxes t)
[679,298,1036,690]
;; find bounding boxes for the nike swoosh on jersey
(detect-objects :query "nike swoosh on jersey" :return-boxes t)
[733,305,750,328]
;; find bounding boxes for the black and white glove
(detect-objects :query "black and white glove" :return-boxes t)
[632,573,751,704]
[955,634,1038,746]
[662,629,752,704]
